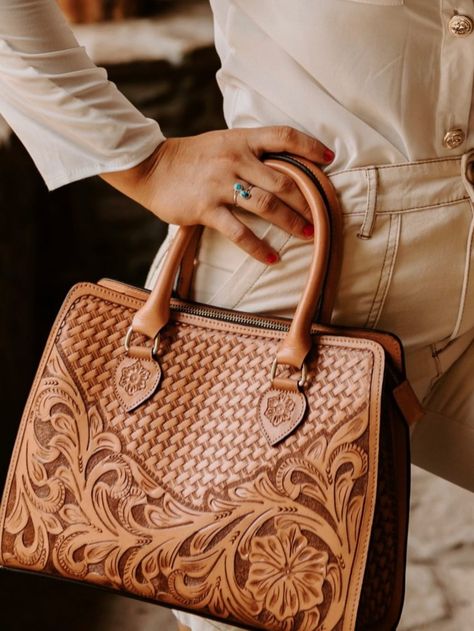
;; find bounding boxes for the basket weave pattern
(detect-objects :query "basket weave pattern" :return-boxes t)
[60,294,373,504]
[0,285,388,630]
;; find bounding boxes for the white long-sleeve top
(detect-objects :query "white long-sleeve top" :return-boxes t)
[0,0,165,189]
[1,0,473,190]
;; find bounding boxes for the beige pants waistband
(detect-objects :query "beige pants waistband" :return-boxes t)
[329,152,473,218]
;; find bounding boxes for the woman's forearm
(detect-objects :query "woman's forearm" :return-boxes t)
[0,1,335,264]
[0,0,164,190]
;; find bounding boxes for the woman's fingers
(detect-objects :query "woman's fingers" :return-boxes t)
[100,128,334,264]
[233,185,314,241]
[246,125,335,164]
[207,207,280,265]
[239,160,313,224]
[235,126,334,242]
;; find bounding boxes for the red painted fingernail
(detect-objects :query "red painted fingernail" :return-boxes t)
[303,223,314,237]
[265,252,279,265]
[323,148,335,163]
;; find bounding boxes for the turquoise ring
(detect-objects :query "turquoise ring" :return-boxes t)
[233,182,254,206]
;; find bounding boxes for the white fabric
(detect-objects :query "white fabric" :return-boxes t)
[0,0,165,189]
[210,0,474,168]
[0,1,473,189]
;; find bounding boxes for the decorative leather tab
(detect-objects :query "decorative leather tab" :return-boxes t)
[272,377,300,392]
[258,387,307,446]
[393,379,425,426]
[113,356,161,412]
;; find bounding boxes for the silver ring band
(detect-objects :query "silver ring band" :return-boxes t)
[233,182,254,208]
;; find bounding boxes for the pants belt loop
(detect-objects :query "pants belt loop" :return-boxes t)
[357,166,378,239]
[449,150,474,341]
[462,148,474,203]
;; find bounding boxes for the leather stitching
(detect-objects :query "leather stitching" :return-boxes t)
[101,280,405,368]
[258,387,306,445]
[0,277,389,630]
[113,360,161,412]
[348,347,384,628]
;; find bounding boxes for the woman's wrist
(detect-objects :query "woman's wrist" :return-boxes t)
[99,139,167,206]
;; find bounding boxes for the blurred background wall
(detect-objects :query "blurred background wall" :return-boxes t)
[0,2,472,630]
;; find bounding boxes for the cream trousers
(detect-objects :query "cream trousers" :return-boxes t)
[146,153,474,631]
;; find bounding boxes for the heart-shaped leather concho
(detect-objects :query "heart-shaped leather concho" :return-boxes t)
[257,388,307,446]
[113,356,161,412]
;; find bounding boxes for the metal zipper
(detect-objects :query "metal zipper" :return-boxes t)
[99,278,291,332]
[170,302,290,332]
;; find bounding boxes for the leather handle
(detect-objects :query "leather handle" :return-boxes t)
[132,225,196,339]
[132,158,341,369]
[267,159,329,368]
[175,156,343,326]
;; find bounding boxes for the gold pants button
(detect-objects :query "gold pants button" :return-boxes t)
[448,14,473,36]
[443,129,465,150]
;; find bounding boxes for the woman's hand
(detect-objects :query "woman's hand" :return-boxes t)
[100,127,334,264]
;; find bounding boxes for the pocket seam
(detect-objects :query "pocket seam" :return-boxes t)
[364,213,401,328]
[376,197,469,215]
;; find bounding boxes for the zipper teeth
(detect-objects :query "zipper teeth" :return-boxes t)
[170,303,290,332]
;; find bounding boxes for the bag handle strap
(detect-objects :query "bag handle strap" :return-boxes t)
[131,156,343,370]
[175,155,343,326]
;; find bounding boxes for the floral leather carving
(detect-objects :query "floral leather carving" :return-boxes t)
[258,388,307,445]
[246,523,329,622]
[0,282,409,631]
[114,355,162,412]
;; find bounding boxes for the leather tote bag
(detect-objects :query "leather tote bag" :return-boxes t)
[0,154,422,630]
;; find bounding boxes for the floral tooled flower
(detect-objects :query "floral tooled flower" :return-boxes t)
[246,524,328,621]
[119,360,150,396]
[264,393,296,426]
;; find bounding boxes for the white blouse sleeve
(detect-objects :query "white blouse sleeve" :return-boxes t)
[0,0,165,190]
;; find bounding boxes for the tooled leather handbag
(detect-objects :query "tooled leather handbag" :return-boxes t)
[0,154,423,631]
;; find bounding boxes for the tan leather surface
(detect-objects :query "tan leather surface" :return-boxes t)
[265,156,343,323]
[257,386,307,445]
[99,279,405,373]
[132,225,196,338]
[280,156,344,325]
[0,280,398,631]
[176,225,203,298]
[113,355,162,412]
[99,279,420,427]
[263,159,330,369]
[393,380,425,426]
